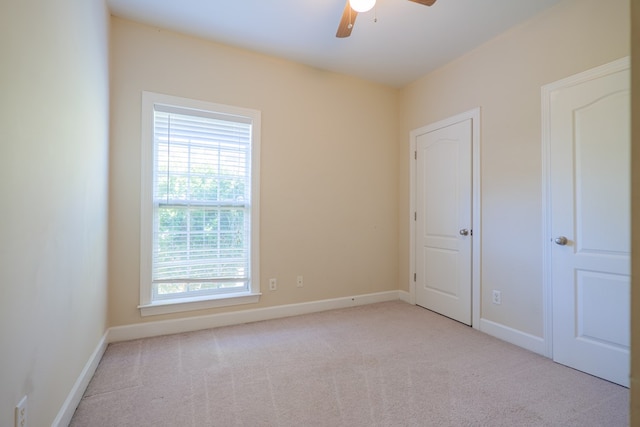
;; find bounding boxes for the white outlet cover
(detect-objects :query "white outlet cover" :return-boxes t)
[15,395,27,427]
[492,290,501,304]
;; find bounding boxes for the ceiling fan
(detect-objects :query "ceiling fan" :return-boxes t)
[336,0,437,38]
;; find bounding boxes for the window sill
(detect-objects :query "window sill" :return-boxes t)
[138,292,261,317]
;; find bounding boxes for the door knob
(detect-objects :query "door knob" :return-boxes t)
[554,236,568,246]
[459,229,469,236]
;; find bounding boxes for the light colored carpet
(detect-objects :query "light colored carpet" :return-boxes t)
[70,301,628,426]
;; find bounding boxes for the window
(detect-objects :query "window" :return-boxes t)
[140,92,261,316]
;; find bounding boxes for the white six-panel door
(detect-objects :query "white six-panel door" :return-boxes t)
[545,58,630,387]
[415,119,472,325]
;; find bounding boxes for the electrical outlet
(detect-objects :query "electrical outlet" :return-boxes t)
[492,290,502,305]
[296,275,304,287]
[15,395,27,427]
[269,278,277,291]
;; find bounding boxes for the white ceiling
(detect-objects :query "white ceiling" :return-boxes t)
[106,0,563,88]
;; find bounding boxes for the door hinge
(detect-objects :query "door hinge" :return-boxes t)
[414,211,417,221]
[414,273,416,282]
[414,150,417,160]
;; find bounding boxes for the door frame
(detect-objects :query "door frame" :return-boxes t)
[409,108,481,329]
[541,56,630,359]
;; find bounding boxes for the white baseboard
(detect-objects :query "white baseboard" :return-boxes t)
[479,318,546,356]
[52,332,108,427]
[398,290,411,304]
[108,290,404,343]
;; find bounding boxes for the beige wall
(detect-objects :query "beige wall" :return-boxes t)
[0,0,110,425]
[399,0,629,337]
[630,0,639,422]
[109,17,400,326]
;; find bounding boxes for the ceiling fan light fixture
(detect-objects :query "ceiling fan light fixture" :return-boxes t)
[349,0,376,13]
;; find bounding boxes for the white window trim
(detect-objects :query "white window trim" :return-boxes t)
[139,91,261,316]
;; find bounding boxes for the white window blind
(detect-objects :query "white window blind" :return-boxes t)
[151,104,253,301]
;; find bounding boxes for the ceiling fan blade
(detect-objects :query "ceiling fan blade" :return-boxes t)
[336,1,358,38]
[409,0,437,5]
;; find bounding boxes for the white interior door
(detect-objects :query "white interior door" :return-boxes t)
[547,59,630,387]
[415,119,472,325]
